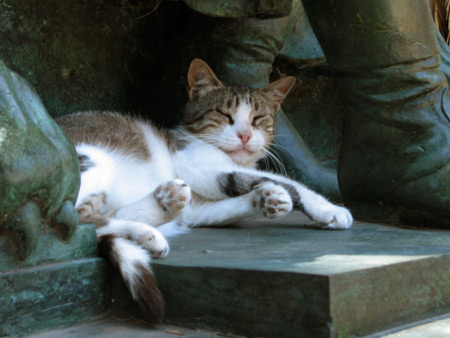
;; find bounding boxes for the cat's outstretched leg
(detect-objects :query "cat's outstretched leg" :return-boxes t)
[115,179,191,226]
[181,166,352,229]
[185,181,292,227]
[222,170,353,229]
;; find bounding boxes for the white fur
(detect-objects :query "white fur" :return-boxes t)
[75,125,176,211]
[115,179,191,227]
[76,144,116,207]
[158,220,190,238]
[78,116,353,246]
[97,219,169,257]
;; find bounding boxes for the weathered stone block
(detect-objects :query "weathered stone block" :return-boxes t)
[150,212,450,337]
[0,258,111,337]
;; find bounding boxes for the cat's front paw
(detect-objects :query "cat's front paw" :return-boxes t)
[137,227,170,259]
[314,204,353,230]
[155,179,191,218]
[252,182,293,218]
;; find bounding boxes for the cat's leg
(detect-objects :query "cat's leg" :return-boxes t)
[223,170,353,229]
[115,179,191,227]
[96,218,169,258]
[182,167,352,229]
[186,181,293,227]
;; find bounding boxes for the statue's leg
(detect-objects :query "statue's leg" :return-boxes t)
[208,0,342,200]
[303,0,450,226]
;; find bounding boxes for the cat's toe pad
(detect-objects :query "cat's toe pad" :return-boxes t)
[317,206,353,230]
[253,182,293,218]
[137,228,170,259]
[155,179,191,216]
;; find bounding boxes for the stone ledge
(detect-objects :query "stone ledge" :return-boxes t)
[151,212,450,337]
[0,258,111,337]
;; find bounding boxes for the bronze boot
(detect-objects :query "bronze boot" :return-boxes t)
[303,0,450,226]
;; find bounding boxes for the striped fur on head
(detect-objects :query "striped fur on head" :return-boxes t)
[183,59,295,167]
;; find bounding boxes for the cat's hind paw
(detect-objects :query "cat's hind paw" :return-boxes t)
[317,205,353,230]
[137,227,170,259]
[253,182,293,218]
[155,179,191,218]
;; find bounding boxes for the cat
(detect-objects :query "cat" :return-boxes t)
[56,58,353,322]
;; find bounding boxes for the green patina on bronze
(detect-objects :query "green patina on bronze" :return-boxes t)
[0,223,98,272]
[302,0,450,226]
[183,0,293,18]
[0,258,111,337]
[0,60,80,259]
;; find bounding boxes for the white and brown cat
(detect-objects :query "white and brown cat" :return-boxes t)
[57,59,352,322]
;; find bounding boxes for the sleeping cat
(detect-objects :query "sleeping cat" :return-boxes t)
[56,59,352,322]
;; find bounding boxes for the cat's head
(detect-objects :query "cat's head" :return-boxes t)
[183,58,295,168]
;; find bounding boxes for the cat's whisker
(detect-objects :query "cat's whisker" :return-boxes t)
[263,147,288,176]
[261,156,271,172]
[268,145,292,176]
[269,142,292,157]
[196,134,224,144]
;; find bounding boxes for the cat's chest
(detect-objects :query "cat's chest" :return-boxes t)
[174,141,237,174]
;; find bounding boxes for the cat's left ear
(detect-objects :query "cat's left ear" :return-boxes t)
[260,76,296,112]
[187,59,224,100]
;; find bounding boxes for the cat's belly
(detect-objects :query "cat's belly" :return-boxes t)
[109,160,175,207]
[76,144,176,210]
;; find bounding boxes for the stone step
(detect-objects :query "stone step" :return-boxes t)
[8,212,450,337]
[26,313,450,338]
[0,258,110,337]
[149,212,450,338]
[0,223,111,337]
[27,317,240,338]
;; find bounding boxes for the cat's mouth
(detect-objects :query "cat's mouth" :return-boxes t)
[225,147,253,157]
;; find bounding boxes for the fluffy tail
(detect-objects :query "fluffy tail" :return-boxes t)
[97,234,164,322]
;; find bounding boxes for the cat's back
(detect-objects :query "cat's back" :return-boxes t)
[57,111,154,161]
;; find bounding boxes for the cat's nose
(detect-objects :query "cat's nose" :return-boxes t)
[238,132,252,144]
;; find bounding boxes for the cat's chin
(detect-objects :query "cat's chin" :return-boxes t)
[224,147,260,166]
[225,147,252,157]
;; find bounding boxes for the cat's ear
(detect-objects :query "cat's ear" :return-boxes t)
[260,76,296,112]
[187,59,223,100]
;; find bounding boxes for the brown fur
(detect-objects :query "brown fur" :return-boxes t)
[57,112,151,161]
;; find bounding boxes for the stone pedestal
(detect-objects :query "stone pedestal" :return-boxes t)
[0,224,111,336]
[152,212,450,337]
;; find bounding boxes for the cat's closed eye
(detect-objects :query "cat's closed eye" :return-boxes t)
[252,115,271,127]
[251,115,264,127]
[214,109,234,125]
